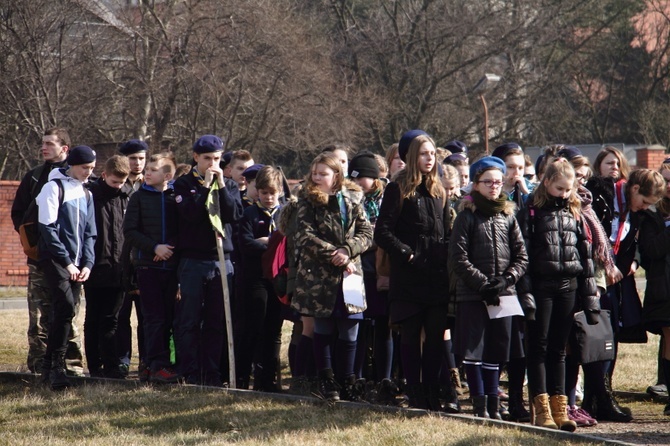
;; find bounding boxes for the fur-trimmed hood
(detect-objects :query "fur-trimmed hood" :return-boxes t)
[277,196,299,234]
[457,194,516,216]
[298,179,364,207]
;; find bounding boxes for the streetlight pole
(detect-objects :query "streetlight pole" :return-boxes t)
[472,73,501,155]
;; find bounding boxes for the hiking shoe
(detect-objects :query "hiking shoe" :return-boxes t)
[151,367,180,384]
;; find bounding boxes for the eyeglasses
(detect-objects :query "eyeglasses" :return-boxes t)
[477,179,504,188]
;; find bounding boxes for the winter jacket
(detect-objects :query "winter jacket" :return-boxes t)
[277,196,300,298]
[516,196,599,312]
[123,183,179,270]
[85,178,132,286]
[639,209,670,330]
[448,197,527,303]
[36,168,96,270]
[238,203,280,280]
[374,178,452,305]
[173,169,244,260]
[291,181,373,317]
[586,176,639,273]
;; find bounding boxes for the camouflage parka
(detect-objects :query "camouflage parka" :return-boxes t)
[291,180,373,317]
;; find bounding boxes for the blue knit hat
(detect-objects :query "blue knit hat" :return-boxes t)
[193,135,225,153]
[444,140,468,154]
[469,156,506,181]
[242,163,264,180]
[398,129,429,162]
[119,139,148,155]
[556,146,582,161]
[492,142,523,160]
[67,145,96,166]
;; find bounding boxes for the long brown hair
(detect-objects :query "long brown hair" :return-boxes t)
[303,152,344,195]
[532,157,581,218]
[395,134,446,203]
[593,146,630,180]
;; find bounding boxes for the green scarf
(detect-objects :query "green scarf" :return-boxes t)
[471,190,507,217]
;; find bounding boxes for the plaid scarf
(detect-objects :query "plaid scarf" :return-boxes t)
[578,185,614,269]
[363,189,382,225]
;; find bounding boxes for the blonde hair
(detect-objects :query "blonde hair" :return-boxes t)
[304,153,344,194]
[395,134,445,203]
[532,157,581,217]
[374,153,389,178]
[442,163,459,182]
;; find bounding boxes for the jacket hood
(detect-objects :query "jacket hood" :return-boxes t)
[457,194,516,215]
[299,179,363,207]
[48,167,74,182]
[277,196,299,234]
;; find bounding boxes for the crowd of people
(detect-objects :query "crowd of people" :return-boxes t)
[9,127,670,432]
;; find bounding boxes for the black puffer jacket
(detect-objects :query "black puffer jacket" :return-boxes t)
[374,178,451,305]
[85,178,132,286]
[123,183,179,270]
[448,197,527,303]
[516,196,599,311]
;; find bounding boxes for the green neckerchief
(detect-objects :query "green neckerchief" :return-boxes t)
[471,190,507,218]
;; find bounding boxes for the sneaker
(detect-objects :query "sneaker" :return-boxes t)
[498,388,509,401]
[575,407,597,426]
[151,367,180,384]
[118,363,130,378]
[568,405,595,427]
[647,384,668,398]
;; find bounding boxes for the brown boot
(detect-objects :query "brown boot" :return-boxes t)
[531,393,558,429]
[549,394,577,432]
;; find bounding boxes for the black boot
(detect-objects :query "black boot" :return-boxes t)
[661,359,670,416]
[507,391,530,422]
[317,368,340,402]
[40,355,51,386]
[49,353,70,391]
[604,375,632,417]
[595,389,632,422]
[376,378,408,407]
[340,375,365,402]
[487,395,503,420]
[440,379,460,413]
[425,383,442,411]
[472,395,489,418]
[406,383,428,409]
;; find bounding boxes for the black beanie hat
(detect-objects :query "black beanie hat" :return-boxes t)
[348,152,380,179]
[67,145,96,166]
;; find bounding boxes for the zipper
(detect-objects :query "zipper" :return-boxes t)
[558,210,563,271]
[491,217,498,276]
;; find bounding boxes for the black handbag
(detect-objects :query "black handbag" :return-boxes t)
[570,310,615,364]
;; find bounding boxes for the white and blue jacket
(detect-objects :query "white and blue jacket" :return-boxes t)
[36,168,97,269]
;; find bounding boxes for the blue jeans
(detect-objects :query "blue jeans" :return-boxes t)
[175,258,233,384]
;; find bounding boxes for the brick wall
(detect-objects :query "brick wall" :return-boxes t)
[0,181,29,286]
[636,145,668,171]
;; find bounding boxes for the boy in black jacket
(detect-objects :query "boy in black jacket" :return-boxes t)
[123,152,180,383]
[173,135,243,386]
[83,155,132,379]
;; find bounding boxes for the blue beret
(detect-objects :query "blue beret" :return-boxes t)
[398,129,429,162]
[556,146,582,161]
[444,140,468,154]
[67,145,96,166]
[242,163,265,180]
[220,151,233,167]
[492,142,523,160]
[444,153,468,165]
[119,139,148,155]
[470,156,506,181]
[193,135,225,153]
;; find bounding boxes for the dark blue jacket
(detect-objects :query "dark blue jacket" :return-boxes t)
[238,203,279,279]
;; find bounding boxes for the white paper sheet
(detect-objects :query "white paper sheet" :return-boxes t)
[485,295,524,319]
[343,271,366,308]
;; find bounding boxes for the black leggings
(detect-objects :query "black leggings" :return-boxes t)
[527,287,576,396]
[399,307,447,385]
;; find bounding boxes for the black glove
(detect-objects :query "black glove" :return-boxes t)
[585,310,600,325]
[481,288,501,306]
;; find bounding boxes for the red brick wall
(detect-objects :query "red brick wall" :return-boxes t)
[636,145,668,171]
[0,181,29,286]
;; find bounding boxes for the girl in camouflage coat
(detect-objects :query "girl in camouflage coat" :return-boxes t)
[291,152,373,401]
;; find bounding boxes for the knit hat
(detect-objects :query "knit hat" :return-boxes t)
[444,153,468,165]
[556,146,582,161]
[67,145,96,166]
[398,129,429,162]
[118,139,148,155]
[193,135,225,153]
[469,156,506,181]
[348,152,380,179]
[242,163,265,180]
[444,140,468,154]
[492,142,523,160]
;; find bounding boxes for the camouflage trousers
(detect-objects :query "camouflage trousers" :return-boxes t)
[27,264,84,375]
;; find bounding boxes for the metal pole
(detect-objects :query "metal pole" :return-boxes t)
[216,234,236,387]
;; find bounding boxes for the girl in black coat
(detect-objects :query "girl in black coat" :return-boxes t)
[639,163,670,417]
[449,156,529,419]
[374,130,450,410]
[518,158,599,431]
